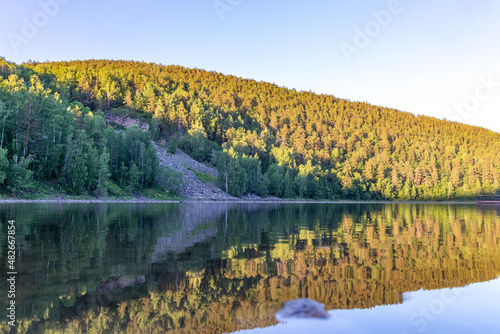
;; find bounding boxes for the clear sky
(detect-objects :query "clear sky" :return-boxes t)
[1,0,499,132]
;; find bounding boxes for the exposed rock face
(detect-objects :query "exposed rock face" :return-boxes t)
[153,142,237,201]
[105,113,150,130]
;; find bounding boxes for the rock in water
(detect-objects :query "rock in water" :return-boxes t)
[275,298,329,321]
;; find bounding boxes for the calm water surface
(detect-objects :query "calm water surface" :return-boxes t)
[0,203,499,333]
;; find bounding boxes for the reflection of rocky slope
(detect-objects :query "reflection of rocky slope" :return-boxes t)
[151,203,282,262]
[98,275,146,295]
[151,203,236,261]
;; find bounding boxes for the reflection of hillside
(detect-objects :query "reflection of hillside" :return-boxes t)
[151,203,282,261]
[215,208,500,314]
[1,204,499,333]
[151,203,228,261]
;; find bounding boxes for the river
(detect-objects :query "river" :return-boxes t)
[0,203,499,333]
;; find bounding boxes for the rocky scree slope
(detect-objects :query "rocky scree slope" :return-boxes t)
[153,142,237,200]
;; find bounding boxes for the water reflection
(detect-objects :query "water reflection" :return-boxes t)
[0,203,499,333]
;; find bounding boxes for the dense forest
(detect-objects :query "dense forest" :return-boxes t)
[1,58,500,199]
[0,59,182,198]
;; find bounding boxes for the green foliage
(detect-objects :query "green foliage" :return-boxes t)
[0,147,8,184]
[139,186,181,200]
[216,148,247,197]
[0,60,164,198]
[178,133,222,164]
[8,155,36,193]
[155,166,185,195]
[150,117,161,140]
[184,165,217,183]
[127,164,140,191]
[62,130,90,193]
[166,135,178,154]
[104,179,133,198]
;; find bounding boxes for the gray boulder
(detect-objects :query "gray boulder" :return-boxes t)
[275,298,329,322]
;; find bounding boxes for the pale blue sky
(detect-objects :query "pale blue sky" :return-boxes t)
[1,0,499,131]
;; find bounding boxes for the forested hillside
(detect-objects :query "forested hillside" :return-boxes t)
[1,58,500,199]
[0,59,183,198]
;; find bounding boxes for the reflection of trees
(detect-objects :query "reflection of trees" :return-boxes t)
[0,204,499,333]
[218,205,500,313]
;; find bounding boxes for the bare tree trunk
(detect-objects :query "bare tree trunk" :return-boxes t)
[225,171,228,193]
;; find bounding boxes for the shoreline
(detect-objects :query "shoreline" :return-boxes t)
[0,198,478,204]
